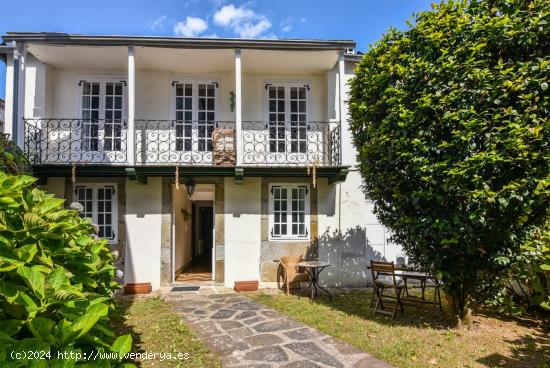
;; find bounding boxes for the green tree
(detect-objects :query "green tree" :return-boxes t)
[349,0,549,326]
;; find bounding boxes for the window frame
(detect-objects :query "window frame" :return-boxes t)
[263,80,311,155]
[169,77,220,152]
[268,183,310,241]
[73,183,118,244]
[77,76,128,153]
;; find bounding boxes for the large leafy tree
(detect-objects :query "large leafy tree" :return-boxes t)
[349,0,549,326]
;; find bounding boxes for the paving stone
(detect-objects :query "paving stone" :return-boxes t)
[190,321,221,336]
[227,326,255,339]
[193,309,208,315]
[207,302,228,310]
[243,333,284,347]
[284,342,344,368]
[284,327,324,340]
[235,311,258,320]
[229,301,262,310]
[204,335,249,354]
[281,361,321,368]
[241,316,266,325]
[260,309,284,318]
[211,309,238,319]
[244,346,289,362]
[218,320,243,330]
[254,318,302,333]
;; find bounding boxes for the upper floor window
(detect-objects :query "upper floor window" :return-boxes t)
[173,80,218,153]
[268,184,310,241]
[266,83,309,154]
[74,184,118,244]
[80,79,126,152]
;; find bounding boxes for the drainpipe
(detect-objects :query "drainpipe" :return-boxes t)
[337,49,345,287]
[11,42,20,144]
[11,42,26,148]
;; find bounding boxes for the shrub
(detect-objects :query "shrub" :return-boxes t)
[0,134,31,176]
[349,0,550,326]
[0,173,133,366]
[491,218,550,314]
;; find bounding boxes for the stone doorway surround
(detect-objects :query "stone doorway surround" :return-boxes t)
[164,290,392,367]
[160,177,225,286]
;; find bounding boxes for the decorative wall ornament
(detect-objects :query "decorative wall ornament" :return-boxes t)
[230,91,235,112]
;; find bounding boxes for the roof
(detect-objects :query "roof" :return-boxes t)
[1,32,356,51]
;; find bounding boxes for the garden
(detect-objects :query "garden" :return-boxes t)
[0,0,548,367]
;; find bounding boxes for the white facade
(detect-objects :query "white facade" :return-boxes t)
[2,34,402,290]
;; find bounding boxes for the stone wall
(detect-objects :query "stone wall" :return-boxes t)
[160,177,173,285]
[259,177,318,282]
[215,182,225,284]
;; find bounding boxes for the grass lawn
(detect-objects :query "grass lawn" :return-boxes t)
[248,290,549,368]
[112,296,221,367]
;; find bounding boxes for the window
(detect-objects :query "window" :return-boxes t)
[269,184,310,240]
[267,83,309,154]
[173,80,217,152]
[80,79,126,152]
[74,184,118,243]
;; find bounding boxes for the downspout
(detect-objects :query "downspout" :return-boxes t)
[338,182,342,287]
[11,43,19,143]
[337,49,345,287]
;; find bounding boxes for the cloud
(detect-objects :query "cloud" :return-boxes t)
[174,16,209,37]
[280,17,293,33]
[238,19,272,38]
[213,4,255,27]
[213,4,272,38]
[300,17,307,23]
[149,15,167,31]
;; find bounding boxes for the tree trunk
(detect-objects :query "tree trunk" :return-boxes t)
[444,284,475,329]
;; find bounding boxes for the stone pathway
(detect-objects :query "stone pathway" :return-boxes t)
[164,289,392,367]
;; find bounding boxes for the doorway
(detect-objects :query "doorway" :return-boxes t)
[173,184,215,283]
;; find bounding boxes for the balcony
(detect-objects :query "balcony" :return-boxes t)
[24,118,341,168]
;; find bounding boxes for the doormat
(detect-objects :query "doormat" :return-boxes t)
[171,286,201,292]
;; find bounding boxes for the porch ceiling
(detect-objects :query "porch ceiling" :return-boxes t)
[241,49,339,74]
[27,44,339,74]
[27,45,127,69]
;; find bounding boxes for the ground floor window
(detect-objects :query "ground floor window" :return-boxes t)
[74,184,118,243]
[269,183,310,240]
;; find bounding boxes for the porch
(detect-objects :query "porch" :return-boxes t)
[7,38,350,172]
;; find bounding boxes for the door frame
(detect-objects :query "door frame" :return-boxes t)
[170,188,216,284]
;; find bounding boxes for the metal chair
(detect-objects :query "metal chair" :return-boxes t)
[369,260,405,319]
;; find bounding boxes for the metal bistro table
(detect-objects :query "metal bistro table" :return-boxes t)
[298,261,332,301]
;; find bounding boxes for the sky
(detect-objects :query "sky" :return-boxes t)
[0,0,434,99]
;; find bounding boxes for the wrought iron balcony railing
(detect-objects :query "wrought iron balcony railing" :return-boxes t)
[24,118,128,165]
[135,120,236,165]
[24,119,341,167]
[242,121,340,166]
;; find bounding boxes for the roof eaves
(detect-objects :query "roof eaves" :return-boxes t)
[2,33,356,51]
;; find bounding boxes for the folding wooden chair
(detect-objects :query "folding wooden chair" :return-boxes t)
[369,260,405,319]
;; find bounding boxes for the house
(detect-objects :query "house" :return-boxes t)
[0,32,402,291]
